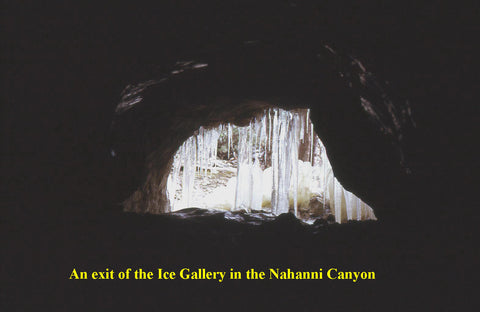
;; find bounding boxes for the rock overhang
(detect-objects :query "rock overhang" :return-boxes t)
[109,42,415,222]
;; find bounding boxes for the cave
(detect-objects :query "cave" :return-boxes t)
[110,43,412,223]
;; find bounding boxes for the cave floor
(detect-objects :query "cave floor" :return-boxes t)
[2,208,474,310]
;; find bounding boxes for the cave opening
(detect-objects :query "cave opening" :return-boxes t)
[166,107,376,224]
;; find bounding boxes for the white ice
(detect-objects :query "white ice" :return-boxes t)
[166,108,376,223]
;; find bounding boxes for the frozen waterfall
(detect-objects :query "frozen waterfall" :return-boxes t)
[166,108,376,223]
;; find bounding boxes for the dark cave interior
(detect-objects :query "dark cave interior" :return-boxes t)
[2,1,477,310]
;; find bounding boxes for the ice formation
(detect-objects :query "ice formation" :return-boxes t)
[166,108,376,223]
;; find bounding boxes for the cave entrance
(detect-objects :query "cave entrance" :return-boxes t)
[166,107,375,223]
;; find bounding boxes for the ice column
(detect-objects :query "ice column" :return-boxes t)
[234,117,266,211]
[268,108,302,215]
[181,136,197,208]
[234,126,251,210]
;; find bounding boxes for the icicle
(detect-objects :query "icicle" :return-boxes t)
[290,114,300,216]
[248,120,254,211]
[299,110,305,143]
[271,109,297,215]
[269,109,273,152]
[166,148,183,211]
[310,123,314,164]
[356,197,361,221]
[306,109,310,134]
[227,123,232,159]
[197,127,204,177]
[333,178,342,223]
[234,127,249,210]
[360,201,367,220]
[181,136,196,208]
[251,117,264,211]
[276,109,288,214]
[322,146,327,213]
[271,108,279,213]
[261,113,267,164]
[345,190,353,220]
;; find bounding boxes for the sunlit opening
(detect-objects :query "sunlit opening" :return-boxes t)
[166,108,376,223]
